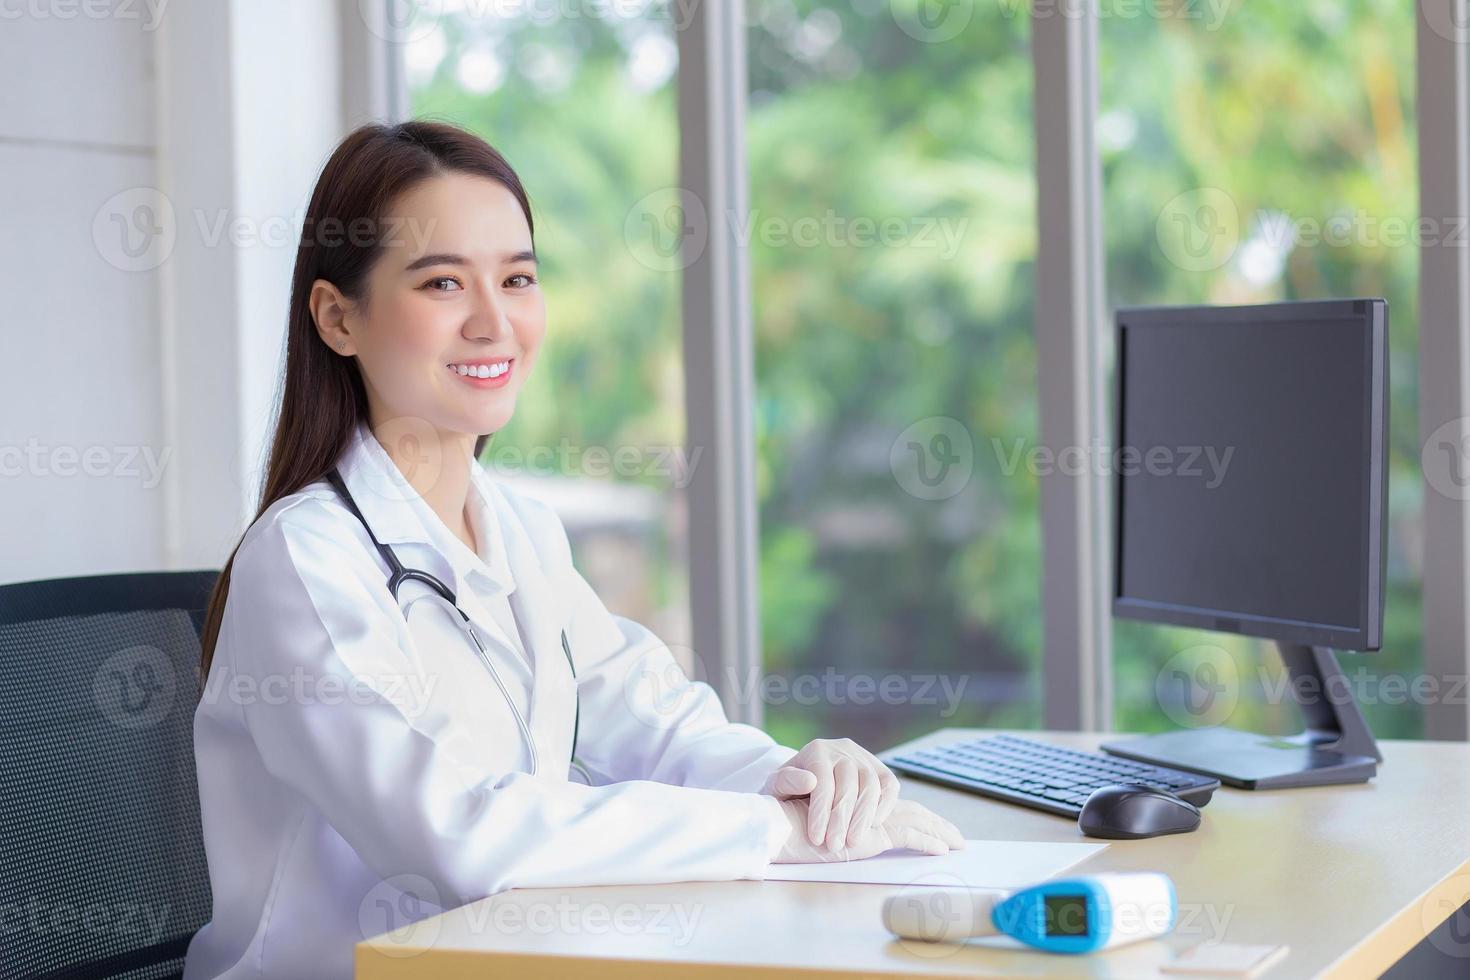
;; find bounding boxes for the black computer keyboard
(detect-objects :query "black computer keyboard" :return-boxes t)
[887,734,1220,818]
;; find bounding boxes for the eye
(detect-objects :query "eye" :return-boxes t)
[422,276,462,292]
[506,272,538,288]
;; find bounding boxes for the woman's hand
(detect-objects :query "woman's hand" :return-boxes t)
[771,797,965,864]
[762,738,902,849]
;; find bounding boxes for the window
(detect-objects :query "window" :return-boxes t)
[388,0,1455,744]
[406,4,694,649]
[747,0,1041,749]
[1101,1,1423,737]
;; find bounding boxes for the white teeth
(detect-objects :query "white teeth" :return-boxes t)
[448,361,510,378]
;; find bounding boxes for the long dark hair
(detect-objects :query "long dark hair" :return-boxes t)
[197,120,535,684]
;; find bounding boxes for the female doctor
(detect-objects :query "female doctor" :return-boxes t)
[184,121,963,980]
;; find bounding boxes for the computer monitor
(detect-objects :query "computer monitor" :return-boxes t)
[1101,298,1388,789]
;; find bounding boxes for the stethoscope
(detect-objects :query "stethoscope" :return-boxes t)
[325,468,588,783]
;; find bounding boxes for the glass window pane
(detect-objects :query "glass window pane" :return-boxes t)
[748,0,1041,750]
[407,4,692,648]
[1101,2,1423,737]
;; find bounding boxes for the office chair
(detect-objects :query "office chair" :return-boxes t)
[0,571,217,980]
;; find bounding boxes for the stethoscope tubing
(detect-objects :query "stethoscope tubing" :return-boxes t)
[325,468,585,782]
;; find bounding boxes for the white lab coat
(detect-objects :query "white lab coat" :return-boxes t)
[183,423,796,980]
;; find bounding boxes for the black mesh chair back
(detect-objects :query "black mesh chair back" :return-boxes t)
[0,571,217,980]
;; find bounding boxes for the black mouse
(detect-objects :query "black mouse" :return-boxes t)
[1078,783,1202,839]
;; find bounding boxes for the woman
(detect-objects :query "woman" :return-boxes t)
[184,121,963,980]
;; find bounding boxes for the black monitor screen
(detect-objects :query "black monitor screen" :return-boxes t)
[1114,303,1384,648]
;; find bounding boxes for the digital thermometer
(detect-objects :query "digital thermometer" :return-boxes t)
[882,872,1176,953]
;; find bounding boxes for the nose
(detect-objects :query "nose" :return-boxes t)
[464,287,514,342]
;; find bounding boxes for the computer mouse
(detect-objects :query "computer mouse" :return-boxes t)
[1078,783,1202,840]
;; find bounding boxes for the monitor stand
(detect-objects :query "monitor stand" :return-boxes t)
[1101,643,1382,789]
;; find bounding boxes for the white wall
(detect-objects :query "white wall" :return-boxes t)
[0,7,167,583]
[0,0,352,584]
[158,0,347,572]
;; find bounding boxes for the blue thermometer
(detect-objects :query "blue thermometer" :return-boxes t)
[882,872,1177,953]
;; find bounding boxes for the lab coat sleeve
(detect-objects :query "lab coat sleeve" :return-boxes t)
[517,494,799,794]
[224,504,791,908]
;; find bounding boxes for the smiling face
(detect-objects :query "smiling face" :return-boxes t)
[311,171,545,449]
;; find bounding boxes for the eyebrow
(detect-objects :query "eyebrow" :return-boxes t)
[403,249,537,272]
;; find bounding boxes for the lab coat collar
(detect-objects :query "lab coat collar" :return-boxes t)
[334,422,514,601]
[335,422,574,772]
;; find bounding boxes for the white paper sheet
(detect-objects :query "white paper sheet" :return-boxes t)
[764,840,1107,888]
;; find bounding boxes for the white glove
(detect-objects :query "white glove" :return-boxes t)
[762,738,902,849]
[771,797,965,864]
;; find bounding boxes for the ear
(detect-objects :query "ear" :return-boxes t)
[309,279,356,356]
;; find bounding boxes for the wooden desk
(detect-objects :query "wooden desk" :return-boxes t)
[356,729,1470,979]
